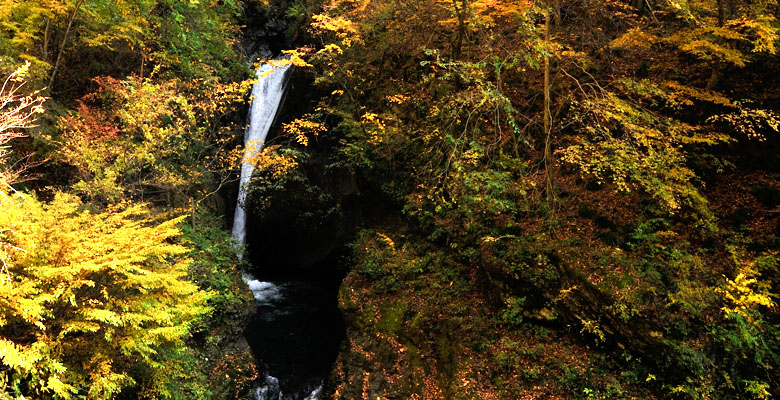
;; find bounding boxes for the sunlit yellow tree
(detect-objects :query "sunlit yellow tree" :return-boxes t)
[0,191,208,399]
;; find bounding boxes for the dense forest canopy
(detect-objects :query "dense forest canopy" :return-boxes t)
[0,0,779,398]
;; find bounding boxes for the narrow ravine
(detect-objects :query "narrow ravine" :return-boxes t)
[233,60,345,400]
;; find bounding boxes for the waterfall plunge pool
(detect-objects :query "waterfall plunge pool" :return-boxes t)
[243,270,345,400]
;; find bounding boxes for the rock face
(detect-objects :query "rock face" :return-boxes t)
[204,337,259,400]
[240,66,362,272]
[243,147,359,271]
[246,170,343,268]
[322,226,668,400]
[241,0,290,62]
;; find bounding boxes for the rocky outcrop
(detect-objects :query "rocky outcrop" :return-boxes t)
[241,0,291,62]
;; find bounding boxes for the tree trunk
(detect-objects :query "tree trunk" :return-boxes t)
[140,48,145,78]
[451,0,467,60]
[191,198,197,228]
[727,0,736,19]
[49,0,85,89]
[544,6,554,203]
[706,65,719,91]
[42,18,51,63]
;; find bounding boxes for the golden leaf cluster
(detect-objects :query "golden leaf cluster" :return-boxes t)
[283,115,327,146]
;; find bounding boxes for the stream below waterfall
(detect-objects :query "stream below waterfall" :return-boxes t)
[243,272,344,400]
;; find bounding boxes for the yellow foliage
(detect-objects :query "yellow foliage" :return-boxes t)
[262,49,314,69]
[376,232,396,252]
[435,0,529,30]
[559,92,722,214]
[58,76,245,205]
[728,16,778,54]
[0,190,208,398]
[0,62,46,184]
[319,43,344,55]
[360,112,386,145]
[663,81,734,107]
[610,27,659,50]
[283,115,327,146]
[719,260,776,326]
[246,147,298,178]
[311,13,361,47]
[708,101,780,142]
[666,19,778,68]
[385,94,409,104]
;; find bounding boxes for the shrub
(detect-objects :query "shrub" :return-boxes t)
[0,190,208,399]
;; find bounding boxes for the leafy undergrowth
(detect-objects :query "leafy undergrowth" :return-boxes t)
[182,216,259,400]
[332,230,659,400]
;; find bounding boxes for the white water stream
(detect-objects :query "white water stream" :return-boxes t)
[231,61,323,400]
[232,62,293,246]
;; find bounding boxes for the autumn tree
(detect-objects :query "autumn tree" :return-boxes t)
[0,190,209,398]
[56,75,250,214]
[556,0,779,218]
[0,0,245,88]
[303,0,551,216]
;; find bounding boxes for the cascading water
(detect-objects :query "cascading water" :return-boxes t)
[233,61,340,400]
[232,61,293,246]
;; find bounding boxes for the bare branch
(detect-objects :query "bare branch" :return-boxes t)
[0,62,47,184]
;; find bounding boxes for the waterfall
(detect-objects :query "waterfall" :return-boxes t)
[232,61,324,400]
[232,61,293,246]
